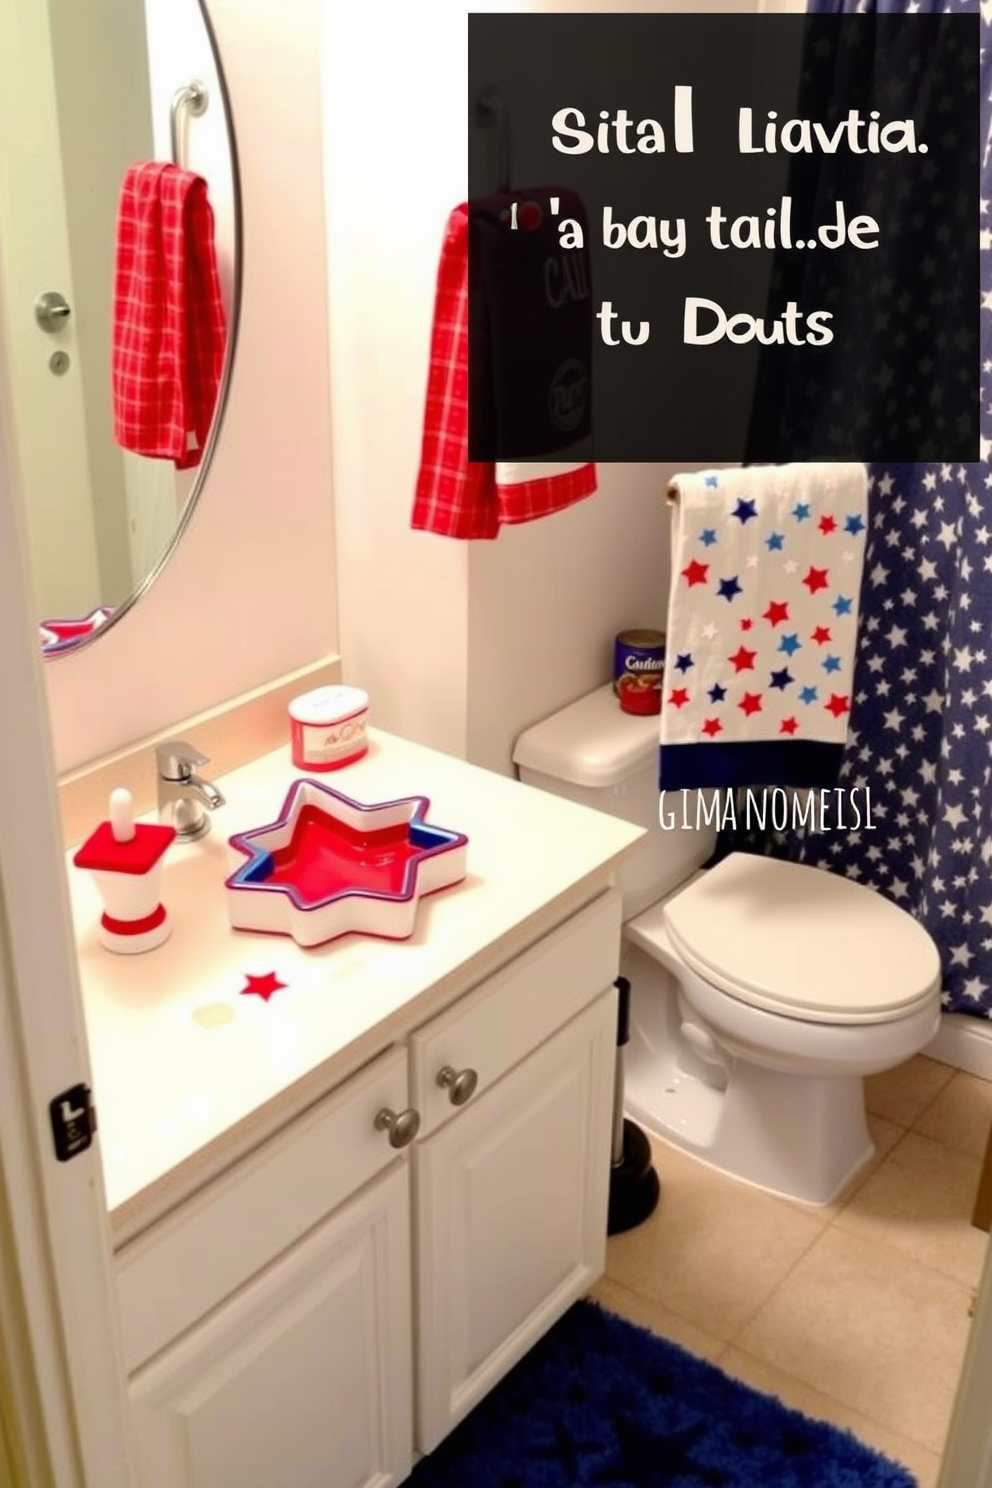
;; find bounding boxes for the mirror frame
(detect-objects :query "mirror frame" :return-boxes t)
[44,0,243,662]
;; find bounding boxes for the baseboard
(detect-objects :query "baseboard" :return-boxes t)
[926,1012,992,1081]
[58,656,342,848]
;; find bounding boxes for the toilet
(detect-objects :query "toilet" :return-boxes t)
[513,684,942,1205]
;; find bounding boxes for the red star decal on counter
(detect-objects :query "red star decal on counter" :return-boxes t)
[668,688,690,708]
[818,515,837,534]
[802,565,830,594]
[681,559,709,586]
[780,717,799,735]
[811,626,832,645]
[825,694,851,718]
[729,645,757,673]
[762,600,790,626]
[701,717,723,737]
[240,972,287,1002]
[739,692,763,716]
[739,617,754,631]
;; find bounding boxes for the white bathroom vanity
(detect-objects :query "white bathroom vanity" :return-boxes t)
[66,729,644,1488]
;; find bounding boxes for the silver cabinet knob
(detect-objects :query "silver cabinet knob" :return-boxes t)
[35,291,71,333]
[374,1106,420,1148]
[436,1065,478,1106]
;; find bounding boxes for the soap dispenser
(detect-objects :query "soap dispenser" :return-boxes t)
[73,789,176,953]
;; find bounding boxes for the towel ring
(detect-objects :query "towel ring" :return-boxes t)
[171,80,209,167]
[473,85,511,193]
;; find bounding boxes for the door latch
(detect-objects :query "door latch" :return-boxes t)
[49,1084,96,1162]
[35,291,71,334]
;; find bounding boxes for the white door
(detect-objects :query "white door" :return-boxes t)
[0,255,135,1481]
[0,0,102,620]
[128,1165,413,1488]
[414,991,616,1454]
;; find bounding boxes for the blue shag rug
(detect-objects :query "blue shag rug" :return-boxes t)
[409,1300,917,1487]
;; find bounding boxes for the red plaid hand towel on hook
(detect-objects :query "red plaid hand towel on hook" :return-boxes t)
[112,161,226,470]
[412,202,596,539]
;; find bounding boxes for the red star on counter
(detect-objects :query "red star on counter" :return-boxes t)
[701,717,723,737]
[780,717,799,735]
[825,694,851,718]
[240,972,287,1002]
[729,645,757,673]
[802,565,830,594]
[811,625,832,645]
[681,559,709,586]
[818,515,837,534]
[668,688,690,708]
[762,600,790,626]
[739,617,754,631]
[739,692,763,716]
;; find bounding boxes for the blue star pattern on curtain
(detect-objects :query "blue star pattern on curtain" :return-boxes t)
[775,0,992,1019]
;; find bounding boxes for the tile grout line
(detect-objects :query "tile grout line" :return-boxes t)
[720,1213,833,1347]
[712,1336,950,1466]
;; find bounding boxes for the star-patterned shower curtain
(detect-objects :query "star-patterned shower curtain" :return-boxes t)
[806,0,991,1019]
[723,0,992,1020]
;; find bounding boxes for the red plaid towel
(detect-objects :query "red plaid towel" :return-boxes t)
[412,205,596,540]
[112,162,226,470]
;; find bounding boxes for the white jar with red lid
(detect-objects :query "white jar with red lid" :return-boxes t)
[289,685,369,771]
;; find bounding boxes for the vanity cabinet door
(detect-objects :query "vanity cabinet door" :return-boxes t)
[128,1163,412,1488]
[414,988,616,1454]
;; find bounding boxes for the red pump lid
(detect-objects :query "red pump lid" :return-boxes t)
[74,818,175,875]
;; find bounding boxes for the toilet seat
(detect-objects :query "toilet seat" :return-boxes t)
[662,853,941,1025]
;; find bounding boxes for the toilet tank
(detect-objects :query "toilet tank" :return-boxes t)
[513,684,718,920]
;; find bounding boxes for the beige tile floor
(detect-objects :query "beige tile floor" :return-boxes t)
[587,1055,992,1488]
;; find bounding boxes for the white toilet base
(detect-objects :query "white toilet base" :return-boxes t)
[621,941,884,1206]
[625,1036,874,1206]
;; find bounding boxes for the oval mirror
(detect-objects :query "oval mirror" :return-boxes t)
[0,0,239,658]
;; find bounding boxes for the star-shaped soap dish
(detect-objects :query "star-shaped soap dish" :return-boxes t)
[224,779,468,948]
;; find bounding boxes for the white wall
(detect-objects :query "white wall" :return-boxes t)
[323,0,756,776]
[465,471,674,772]
[322,1,471,758]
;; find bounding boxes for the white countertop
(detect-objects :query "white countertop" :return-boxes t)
[65,730,644,1234]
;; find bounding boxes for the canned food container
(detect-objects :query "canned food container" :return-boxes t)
[289,685,369,771]
[614,629,666,715]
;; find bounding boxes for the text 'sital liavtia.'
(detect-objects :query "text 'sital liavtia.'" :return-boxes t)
[551,97,926,158]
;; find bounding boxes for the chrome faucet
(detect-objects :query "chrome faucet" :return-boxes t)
[156,740,226,842]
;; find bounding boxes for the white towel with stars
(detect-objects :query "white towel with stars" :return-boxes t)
[659,463,869,791]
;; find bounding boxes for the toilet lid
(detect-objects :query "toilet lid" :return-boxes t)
[662,853,941,1024]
